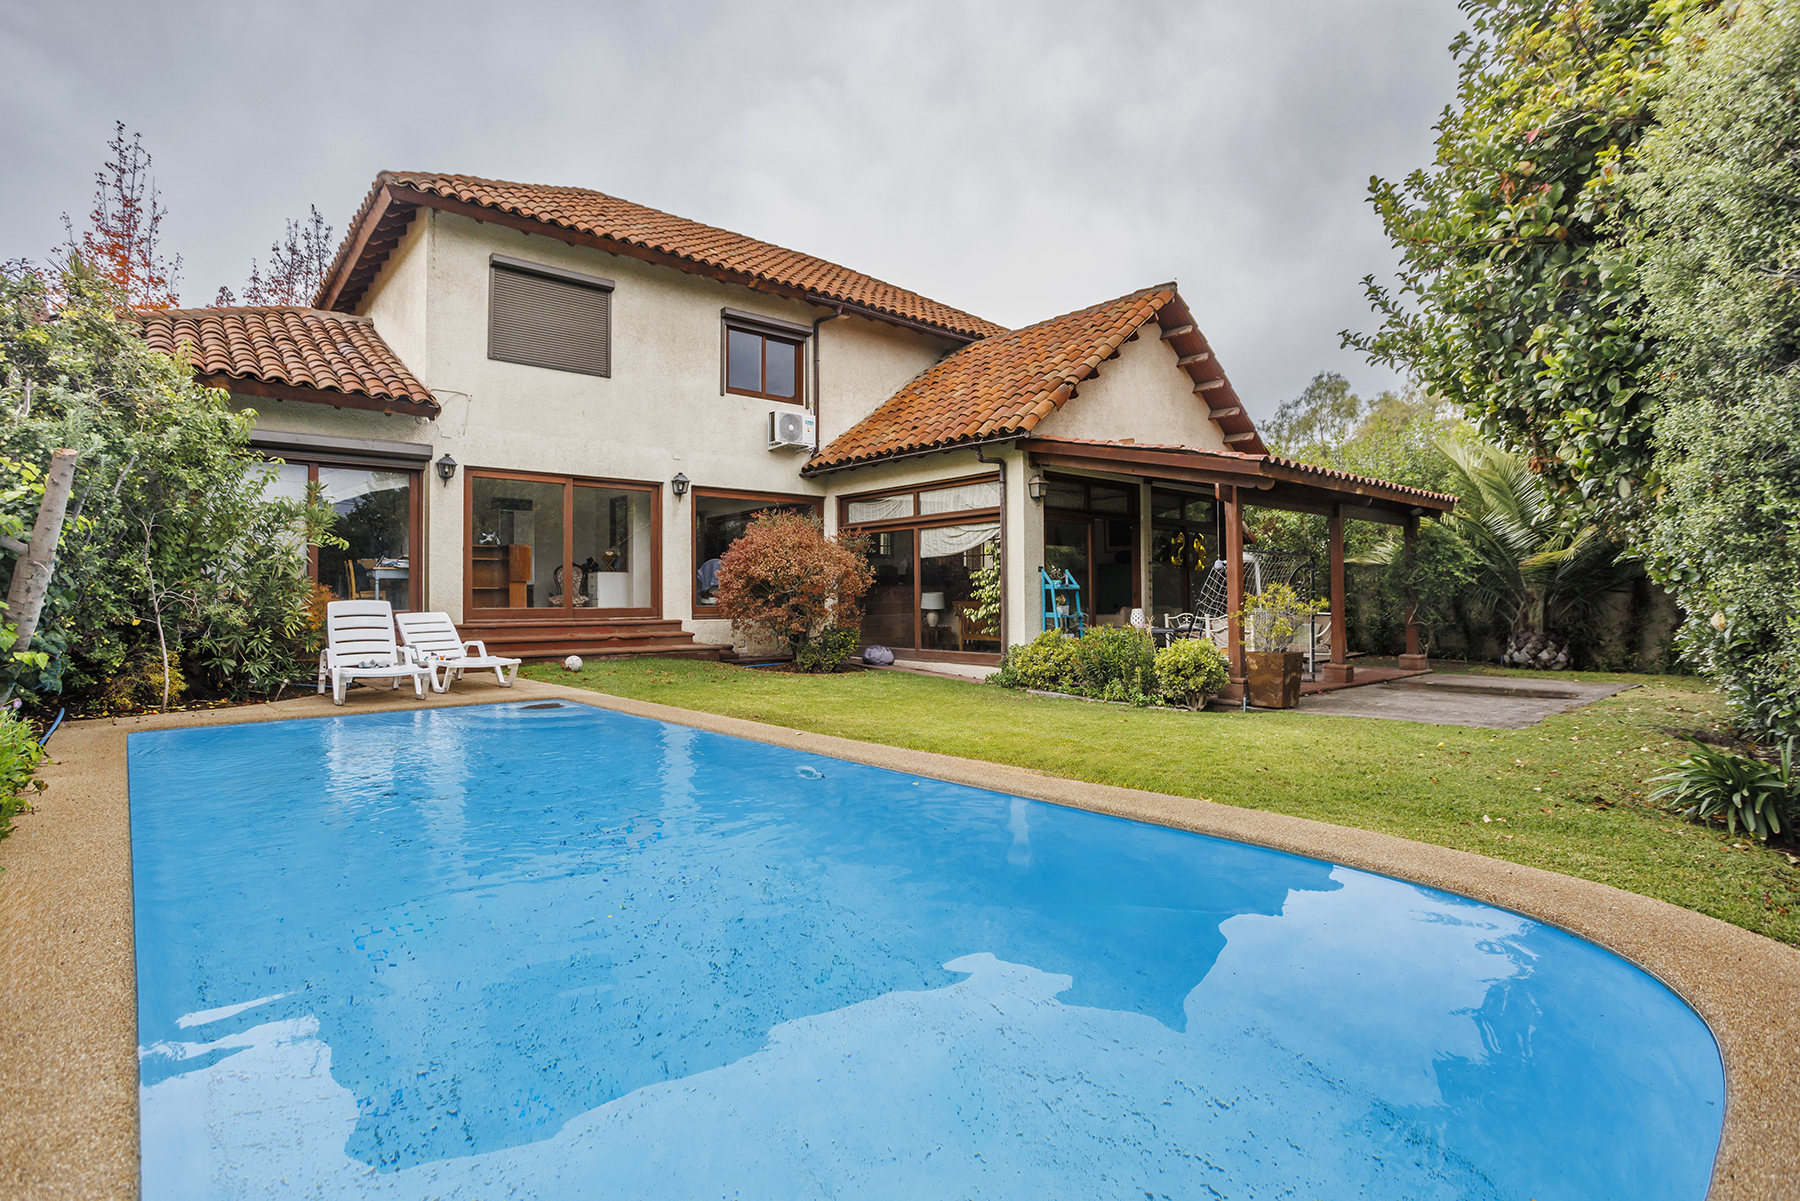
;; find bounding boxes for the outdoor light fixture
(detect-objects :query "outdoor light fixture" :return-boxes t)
[671,472,690,499]
[436,454,457,484]
[1027,474,1046,503]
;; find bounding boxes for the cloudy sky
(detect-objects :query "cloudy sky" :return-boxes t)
[1,1,1467,419]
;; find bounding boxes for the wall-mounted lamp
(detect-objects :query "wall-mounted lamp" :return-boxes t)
[436,453,457,484]
[1027,474,1046,503]
[671,472,690,499]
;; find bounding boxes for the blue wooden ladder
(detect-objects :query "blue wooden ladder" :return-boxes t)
[1040,567,1085,634]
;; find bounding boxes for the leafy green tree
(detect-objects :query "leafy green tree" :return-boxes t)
[1628,0,1800,737]
[0,259,339,707]
[1347,0,1717,524]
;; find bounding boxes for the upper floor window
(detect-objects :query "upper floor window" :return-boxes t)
[488,255,614,377]
[722,308,809,403]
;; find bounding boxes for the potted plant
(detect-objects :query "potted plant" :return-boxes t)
[1235,583,1312,709]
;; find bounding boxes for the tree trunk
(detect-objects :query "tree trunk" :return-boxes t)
[3,449,79,651]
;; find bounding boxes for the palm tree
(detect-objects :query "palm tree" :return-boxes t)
[1437,440,1637,644]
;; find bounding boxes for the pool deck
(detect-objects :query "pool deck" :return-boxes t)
[3,677,1796,1200]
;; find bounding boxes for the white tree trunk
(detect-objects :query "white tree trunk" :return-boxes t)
[4,449,79,651]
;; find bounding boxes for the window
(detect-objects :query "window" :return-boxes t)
[258,460,420,610]
[468,470,658,614]
[725,326,803,401]
[1043,475,1140,619]
[1150,488,1219,616]
[839,475,1002,656]
[692,490,824,610]
[488,255,613,377]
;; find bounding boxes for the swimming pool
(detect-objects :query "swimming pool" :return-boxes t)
[130,701,1725,1199]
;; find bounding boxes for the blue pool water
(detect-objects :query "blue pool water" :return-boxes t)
[130,702,1725,1199]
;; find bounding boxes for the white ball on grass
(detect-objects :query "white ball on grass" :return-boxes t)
[563,655,583,672]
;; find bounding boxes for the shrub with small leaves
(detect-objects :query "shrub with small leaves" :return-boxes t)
[991,629,1082,692]
[1155,639,1229,710]
[1648,739,1797,844]
[1073,626,1156,699]
[792,625,860,674]
[0,708,45,841]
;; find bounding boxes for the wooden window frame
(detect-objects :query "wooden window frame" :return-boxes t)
[463,467,662,620]
[487,255,615,378]
[690,487,825,612]
[723,324,806,404]
[1149,485,1220,614]
[1044,473,1142,612]
[262,455,423,610]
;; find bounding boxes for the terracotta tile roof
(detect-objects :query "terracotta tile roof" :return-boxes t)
[807,285,1262,472]
[1015,436,1457,511]
[139,307,438,418]
[317,172,1004,342]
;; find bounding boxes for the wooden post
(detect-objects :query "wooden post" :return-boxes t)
[1223,484,1245,688]
[3,448,79,651]
[1398,514,1428,672]
[1322,503,1354,684]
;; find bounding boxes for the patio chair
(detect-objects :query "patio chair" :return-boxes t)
[395,610,523,693]
[318,600,430,706]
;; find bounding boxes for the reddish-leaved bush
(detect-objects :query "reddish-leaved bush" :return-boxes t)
[715,512,874,665]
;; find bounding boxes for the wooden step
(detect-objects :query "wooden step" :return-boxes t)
[457,616,724,662]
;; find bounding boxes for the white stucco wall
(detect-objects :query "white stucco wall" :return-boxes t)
[1030,320,1230,450]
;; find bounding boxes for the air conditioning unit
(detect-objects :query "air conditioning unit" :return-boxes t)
[768,410,816,452]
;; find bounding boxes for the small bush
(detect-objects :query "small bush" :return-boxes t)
[1155,639,1229,709]
[1073,626,1156,700]
[1648,739,1797,843]
[992,629,1082,691]
[715,512,874,662]
[793,625,860,674]
[0,709,45,841]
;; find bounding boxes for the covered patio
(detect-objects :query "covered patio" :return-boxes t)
[1015,437,1457,699]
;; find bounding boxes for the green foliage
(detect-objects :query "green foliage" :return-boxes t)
[1437,439,1638,643]
[1650,738,1797,843]
[1072,626,1156,704]
[0,706,45,841]
[992,629,1082,692]
[1628,1,1800,738]
[967,541,1002,638]
[0,259,340,708]
[716,511,874,661]
[792,625,860,674]
[1347,0,1716,524]
[1154,638,1229,709]
[1237,583,1311,653]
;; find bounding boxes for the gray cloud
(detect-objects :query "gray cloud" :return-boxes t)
[0,0,1466,418]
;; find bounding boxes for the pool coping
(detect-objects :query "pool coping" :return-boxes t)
[1,677,1795,1200]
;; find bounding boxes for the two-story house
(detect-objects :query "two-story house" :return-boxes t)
[141,171,1451,689]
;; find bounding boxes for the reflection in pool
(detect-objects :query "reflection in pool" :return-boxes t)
[130,703,1724,1199]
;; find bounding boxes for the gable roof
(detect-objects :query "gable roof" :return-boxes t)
[804,284,1263,474]
[316,172,1005,342]
[139,306,438,418]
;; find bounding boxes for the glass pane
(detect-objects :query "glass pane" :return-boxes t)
[1089,485,1131,515]
[727,328,763,393]
[1184,496,1216,524]
[575,485,653,610]
[695,496,812,608]
[317,468,413,610]
[921,528,999,653]
[259,461,311,504]
[763,337,798,399]
[919,480,1001,515]
[1044,520,1089,619]
[1151,529,1190,617]
[1093,517,1135,617]
[1150,489,1183,521]
[1044,480,1086,511]
[845,494,913,523]
[860,528,915,649]
[470,477,564,610]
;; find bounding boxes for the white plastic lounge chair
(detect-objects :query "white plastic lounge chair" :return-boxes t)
[395,610,522,693]
[318,600,430,706]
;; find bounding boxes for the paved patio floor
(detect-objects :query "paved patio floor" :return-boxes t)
[1293,671,1636,729]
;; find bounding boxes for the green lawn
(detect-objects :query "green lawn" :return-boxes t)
[524,658,1800,948]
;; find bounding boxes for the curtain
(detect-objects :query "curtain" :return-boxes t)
[845,494,913,523]
[920,521,1000,559]
[919,481,1002,515]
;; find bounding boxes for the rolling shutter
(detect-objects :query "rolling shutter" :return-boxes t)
[488,263,612,377]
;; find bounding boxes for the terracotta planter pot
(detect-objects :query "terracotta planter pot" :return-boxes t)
[1245,650,1303,709]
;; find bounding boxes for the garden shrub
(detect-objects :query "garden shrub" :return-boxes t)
[0,708,45,841]
[992,629,1081,691]
[1649,739,1797,844]
[1155,639,1229,710]
[1073,626,1156,701]
[792,625,860,674]
[715,511,873,663]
